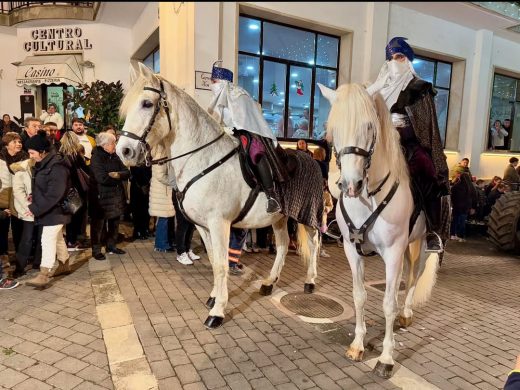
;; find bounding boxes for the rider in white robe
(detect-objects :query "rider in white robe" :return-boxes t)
[208,61,281,214]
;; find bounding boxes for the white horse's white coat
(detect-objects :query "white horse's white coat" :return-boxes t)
[319,83,439,376]
[117,64,320,324]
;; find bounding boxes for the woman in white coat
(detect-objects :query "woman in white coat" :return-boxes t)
[11,158,42,277]
[149,146,176,253]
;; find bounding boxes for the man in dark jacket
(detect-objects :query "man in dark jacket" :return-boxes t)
[20,117,41,151]
[25,131,71,288]
[89,132,130,260]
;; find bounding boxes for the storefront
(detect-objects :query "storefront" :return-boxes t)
[0,21,132,130]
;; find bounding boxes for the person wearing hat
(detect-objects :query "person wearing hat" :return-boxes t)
[25,130,71,288]
[40,103,64,132]
[208,60,283,214]
[367,37,450,253]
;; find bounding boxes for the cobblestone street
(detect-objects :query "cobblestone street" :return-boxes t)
[0,232,518,389]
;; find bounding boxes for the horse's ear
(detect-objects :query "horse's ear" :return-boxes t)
[138,62,154,79]
[317,83,337,104]
[129,63,139,84]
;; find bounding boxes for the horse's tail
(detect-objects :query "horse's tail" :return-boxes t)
[413,252,439,306]
[296,223,319,269]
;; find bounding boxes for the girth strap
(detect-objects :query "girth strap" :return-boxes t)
[339,180,400,257]
[232,185,262,225]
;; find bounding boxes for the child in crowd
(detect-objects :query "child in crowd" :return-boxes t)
[320,180,334,258]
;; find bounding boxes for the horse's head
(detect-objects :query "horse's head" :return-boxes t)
[117,63,174,166]
[319,83,380,198]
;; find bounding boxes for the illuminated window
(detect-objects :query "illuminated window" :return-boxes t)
[238,16,340,140]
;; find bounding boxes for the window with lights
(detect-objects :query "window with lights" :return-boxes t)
[488,74,519,152]
[412,55,452,148]
[238,16,340,140]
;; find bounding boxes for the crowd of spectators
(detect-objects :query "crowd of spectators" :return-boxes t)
[0,114,200,289]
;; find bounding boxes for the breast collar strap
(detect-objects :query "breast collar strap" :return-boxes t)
[339,179,399,257]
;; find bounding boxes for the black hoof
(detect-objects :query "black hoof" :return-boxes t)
[204,316,224,329]
[206,297,216,309]
[304,283,315,294]
[373,361,393,378]
[259,284,273,296]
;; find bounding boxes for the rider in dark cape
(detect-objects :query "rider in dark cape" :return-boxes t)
[367,37,450,253]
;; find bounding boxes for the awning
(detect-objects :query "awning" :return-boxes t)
[15,54,84,87]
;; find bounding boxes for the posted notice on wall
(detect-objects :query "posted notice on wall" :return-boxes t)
[195,71,212,90]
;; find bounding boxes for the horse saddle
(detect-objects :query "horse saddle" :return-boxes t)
[232,130,299,190]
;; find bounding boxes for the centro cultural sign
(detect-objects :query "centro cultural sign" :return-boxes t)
[23,27,93,52]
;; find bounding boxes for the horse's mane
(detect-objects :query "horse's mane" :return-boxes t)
[120,74,226,147]
[326,83,408,184]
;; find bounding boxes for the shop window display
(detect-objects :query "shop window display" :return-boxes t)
[238,15,339,140]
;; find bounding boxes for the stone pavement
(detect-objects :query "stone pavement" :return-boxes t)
[0,231,518,389]
[0,252,112,390]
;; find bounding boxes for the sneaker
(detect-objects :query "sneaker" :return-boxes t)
[243,245,252,253]
[450,235,458,240]
[93,253,106,261]
[177,252,193,265]
[107,248,126,255]
[154,247,175,253]
[252,244,260,253]
[67,242,80,252]
[229,263,243,275]
[187,250,200,261]
[0,278,19,290]
[320,249,331,258]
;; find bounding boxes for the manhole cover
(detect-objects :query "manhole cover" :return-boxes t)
[280,293,344,318]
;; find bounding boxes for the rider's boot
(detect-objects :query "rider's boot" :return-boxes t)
[257,157,281,214]
[424,196,443,253]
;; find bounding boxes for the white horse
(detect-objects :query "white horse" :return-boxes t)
[318,83,439,378]
[116,64,322,329]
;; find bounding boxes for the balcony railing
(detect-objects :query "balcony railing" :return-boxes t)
[0,1,99,25]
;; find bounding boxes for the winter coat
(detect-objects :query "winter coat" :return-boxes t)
[149,162,175,218]
[10,159,35,222]
[0,147,29,216]
[503,164,520,185]
[0,121,21,135]
[89,146,130,220]
[29,151,71,226]
[450,173,477,214]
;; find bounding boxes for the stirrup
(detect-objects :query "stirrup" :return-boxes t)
[266,197,281,214]
[425,232,443,253]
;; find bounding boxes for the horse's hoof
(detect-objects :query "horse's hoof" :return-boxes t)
[204,316,224,329]
[259,284,273,296]
[399,315,413,328]
[346,347,364,361]
[373,361,394,378]
[304,283,315,294]
[206,297,216,309]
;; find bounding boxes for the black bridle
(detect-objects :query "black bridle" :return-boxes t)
[120,80,225,167]
[334,123,376,175]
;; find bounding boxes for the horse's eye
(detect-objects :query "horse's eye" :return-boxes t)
[142,100,154,109]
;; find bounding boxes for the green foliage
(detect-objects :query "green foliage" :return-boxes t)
[64,80,125,134]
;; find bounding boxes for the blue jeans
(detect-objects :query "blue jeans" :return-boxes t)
[155,217,172,250]
[450,212,467,238]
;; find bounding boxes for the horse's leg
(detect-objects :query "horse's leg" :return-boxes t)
[399,239,422,327]
[373,243,406,379]
[297,224,320,293]
[196,226,217,309]
[204,220,231,329]
[260,217,288,296]
[344,244,366,362]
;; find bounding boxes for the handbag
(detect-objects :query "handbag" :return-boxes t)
[76,167,90,193]
[61,187,83,215]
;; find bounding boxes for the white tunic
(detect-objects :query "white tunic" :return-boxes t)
[208,81,277,145]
